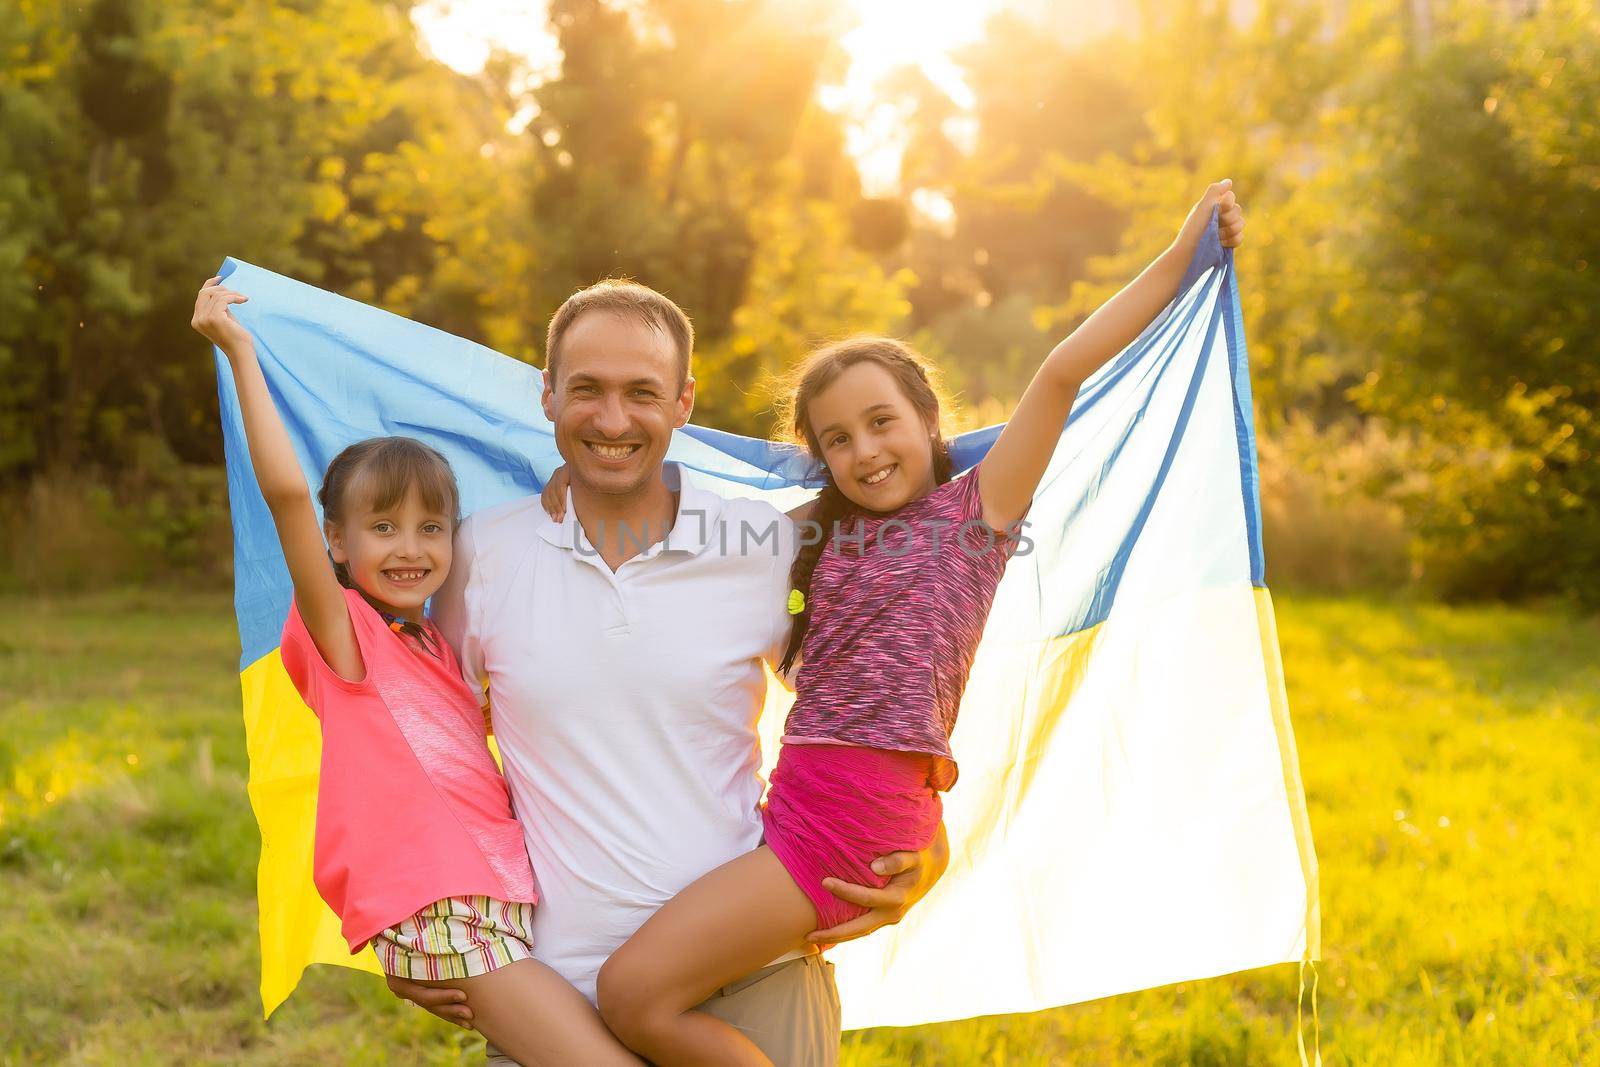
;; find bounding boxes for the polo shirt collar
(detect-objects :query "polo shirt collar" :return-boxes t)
[536,462,724,558]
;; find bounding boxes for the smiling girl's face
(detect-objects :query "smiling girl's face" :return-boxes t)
[806,360,939,513]
[327,485,454,621]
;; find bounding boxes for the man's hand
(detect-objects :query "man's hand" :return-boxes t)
[385,974,475,1029]
[808,823,950,945]
[540,465,570,523]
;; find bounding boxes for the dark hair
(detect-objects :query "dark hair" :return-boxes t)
[318,436,460,645]
[545,279,695,387]
[777,337,954,674]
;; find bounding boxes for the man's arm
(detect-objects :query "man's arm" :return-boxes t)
[808,822,950,945]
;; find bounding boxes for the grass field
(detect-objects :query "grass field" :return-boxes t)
[2,589,1596,1065]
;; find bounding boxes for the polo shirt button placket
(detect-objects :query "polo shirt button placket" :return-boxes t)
[603,568,632,638]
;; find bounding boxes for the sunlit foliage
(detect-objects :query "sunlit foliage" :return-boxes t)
[1,0,1594,601]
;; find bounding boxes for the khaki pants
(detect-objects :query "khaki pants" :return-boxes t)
[485,953,841,1066]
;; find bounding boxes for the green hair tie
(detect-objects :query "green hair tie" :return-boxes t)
[786,589,806,615]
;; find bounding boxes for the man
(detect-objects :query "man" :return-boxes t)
[388,280,949,1064]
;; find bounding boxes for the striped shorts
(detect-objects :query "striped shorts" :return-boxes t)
[371,896,535,981]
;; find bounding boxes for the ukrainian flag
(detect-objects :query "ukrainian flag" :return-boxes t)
[217,213,1317,1028]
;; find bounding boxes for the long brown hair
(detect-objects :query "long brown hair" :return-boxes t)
[777,337,954,673]
[318,436,460,644]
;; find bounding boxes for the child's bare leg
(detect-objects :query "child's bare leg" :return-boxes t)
[596,845,818,1067]
[413,958,642,1066]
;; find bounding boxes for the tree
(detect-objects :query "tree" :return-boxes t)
[694,181,914,436]
[882,13,1150,410]
[1057,0,1599,603]
[0,0,530,479]
[522,0,910,436]
[1336,0,1600,602]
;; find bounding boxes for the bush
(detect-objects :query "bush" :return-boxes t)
[1391,385,1600,609]
[0,436,231,592]
[1258,403,1599,609]
[1257,417,1415,595]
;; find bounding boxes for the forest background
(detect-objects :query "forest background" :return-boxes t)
[2,0,1595,607]
[4,2,1599,1063]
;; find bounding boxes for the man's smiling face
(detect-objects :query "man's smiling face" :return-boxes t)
[541,310,695,499]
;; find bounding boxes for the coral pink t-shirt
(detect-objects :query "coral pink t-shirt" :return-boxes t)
[281,587,538,952]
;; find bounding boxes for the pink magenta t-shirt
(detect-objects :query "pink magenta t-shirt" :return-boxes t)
[280,586,537,952]
[784,465,1020,791]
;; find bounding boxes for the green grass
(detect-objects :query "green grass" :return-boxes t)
[2,590,1596,1064]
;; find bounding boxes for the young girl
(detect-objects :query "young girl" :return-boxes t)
[191,278,641,1066]
[545,181,1245,1065]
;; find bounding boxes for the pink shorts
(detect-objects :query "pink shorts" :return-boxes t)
[761,743,943,933]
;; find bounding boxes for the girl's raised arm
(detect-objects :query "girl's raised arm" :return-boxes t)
[977,181,1246,532]
[192,278,363,680]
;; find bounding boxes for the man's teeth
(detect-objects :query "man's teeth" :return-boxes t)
[863,465,896,486]
[589,442,639,460]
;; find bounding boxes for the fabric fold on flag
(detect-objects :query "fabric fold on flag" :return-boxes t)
[215,213,1317,1026]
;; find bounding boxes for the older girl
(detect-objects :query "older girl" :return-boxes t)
[553,183,1245,1066]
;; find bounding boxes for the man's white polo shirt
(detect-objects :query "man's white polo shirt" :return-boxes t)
[432,465,796,1003]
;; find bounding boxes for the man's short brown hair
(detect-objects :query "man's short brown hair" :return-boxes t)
[545,280,694,386]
